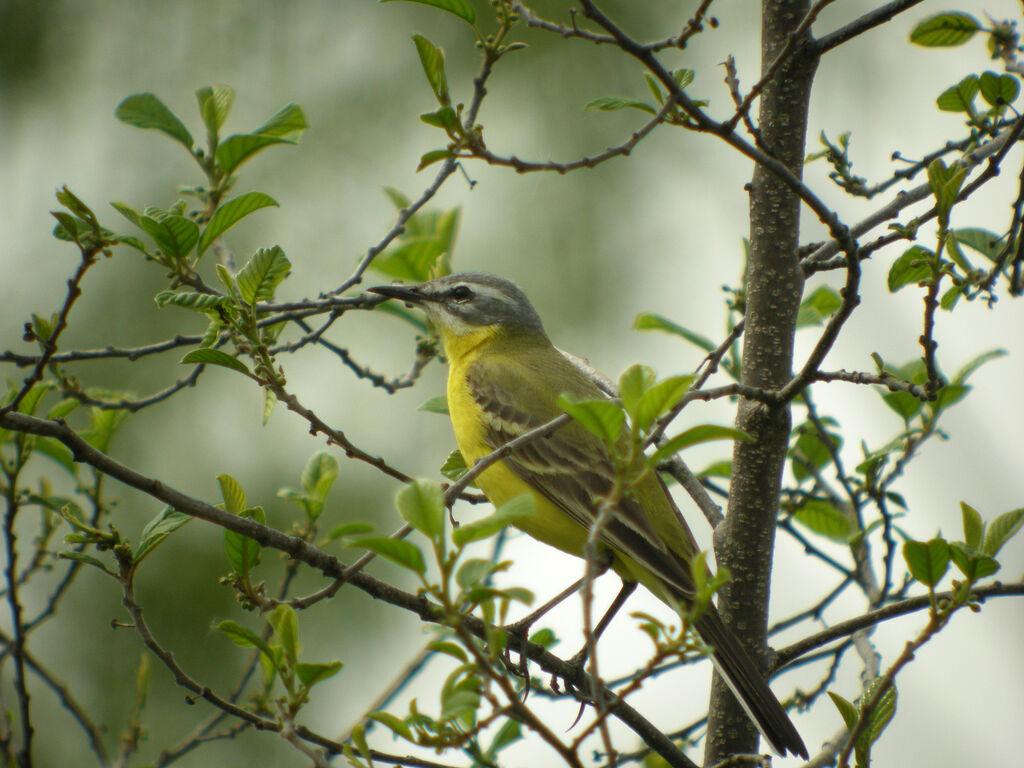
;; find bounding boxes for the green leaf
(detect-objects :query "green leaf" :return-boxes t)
[887,245,933,292]
[794,499,856,543]
[634,375,694,433]
[253,103,308,138]
[349,537,426,574]
[790,419,841,482]
[439,449,468,482]
[828,690,859,729]
[953,228,1002,262]
[936,76,980,113]
[903,538,950,587]
[135,507,192,565]
[196,85,235,135]
[618,365,656,419]
[223,503,265,579]
[115,93,194,148]
[83,407,128,453]
[960,502,984,549]
[927,159,967,220]
[910,12,980,47]
[452,495,534,547]
[219,473,246,514]
[979,71,1020,108]
[213,619,275,659]
[296,661,342,689]
[59,551,115,575]
[418,149,453,171]
[301,451,339,499]
[216,134,292,176]
[382,0,476,25]
[949,541,999,581]
[633,312,715,352]
[584,96,657,115]
[650,424,751,466]
[198,192,278,256]
[429,640,469,662]
[858,679,897,762]
[419,396,449,415]
[236,246,291,304]
[982,508,1024,556]
[268,605,300,664]
[155,290,228,311]
[325,521,376,541]
[412,34,450,106]
[796,285,842,327]
[952,348,1007,385]
[558,395,624,447]
[699,459,731,478]
[138,214,200,262]
[396,478,445,541]
[373,237,445,282]
[181,348,251,376]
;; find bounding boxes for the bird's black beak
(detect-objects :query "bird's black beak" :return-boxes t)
[368,283,426,306]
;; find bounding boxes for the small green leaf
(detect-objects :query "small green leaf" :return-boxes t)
[349,536,426,574]
[296,661,342,689]
[979,71,1020,108]
[585,96,657,115]
[796,285,842,327]
[196,85,235,134]
[558,394,624,447]
[396,478,445,541]
[949,541,999,581]
[634,375,695,433]
[888,245,934,292]
[858,679,897,760]
[439,449,468,482]
[181,348,251,375]
[794,499,856,543]
[326,521,376,541]
[485,719,523,758]
[368,711,413,741]
[198,192,278,256]
[419,396,449,415]
[650,424,750,466]
[412,34,450,106]
[953,228,1002,262]
[236,246,291,304]
[828,691,858,729]
[910,12,980,47]
[618,365,656,419]
[429,640,469,662]
[960,502,984,549]
[418,149,453,171]
[301,451,339,499]
[253,103,308,138]
[216,134,292,176]
[155,290,227,311]
[452,495,534,547]
[115,93,194,148]
[83,407,128,453]
[373,238,445,282]
[982,508,1024,556]
[268,605,300,664]
[903,538,950,587]
[382,0,476,25]
[59,551,115,575]
[455,558,501,589]
[214,619,274,659]
[633,313,715,352]
[936,76,980,113]
[135,507,192,565]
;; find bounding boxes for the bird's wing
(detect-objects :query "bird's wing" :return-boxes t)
[466,358,697,602]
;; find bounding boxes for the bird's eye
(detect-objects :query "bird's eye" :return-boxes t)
[450,285,474,302]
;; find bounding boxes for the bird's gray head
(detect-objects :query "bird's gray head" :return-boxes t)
[369,272,546,337]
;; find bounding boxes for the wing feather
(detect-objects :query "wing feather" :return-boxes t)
[466,358,697,602]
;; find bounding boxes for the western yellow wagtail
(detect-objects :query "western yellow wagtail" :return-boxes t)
[371,272,807,758]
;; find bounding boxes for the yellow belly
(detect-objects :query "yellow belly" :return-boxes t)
[447,359,592,559]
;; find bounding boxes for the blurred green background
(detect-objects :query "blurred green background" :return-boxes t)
[2,1,1023,766]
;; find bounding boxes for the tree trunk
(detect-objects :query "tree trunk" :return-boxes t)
[705,1,817,762]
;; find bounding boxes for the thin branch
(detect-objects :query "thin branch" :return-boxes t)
[461,96,677,174]
[814,0,926,54]
[774,580,1024,669]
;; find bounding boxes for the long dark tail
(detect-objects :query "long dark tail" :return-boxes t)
[694,609,807,759]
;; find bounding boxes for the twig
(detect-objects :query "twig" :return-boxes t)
[814,0,926,54]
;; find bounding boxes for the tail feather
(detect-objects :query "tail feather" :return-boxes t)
[694,609,807,759]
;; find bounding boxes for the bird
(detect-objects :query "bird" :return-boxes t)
[370,272,807,759]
